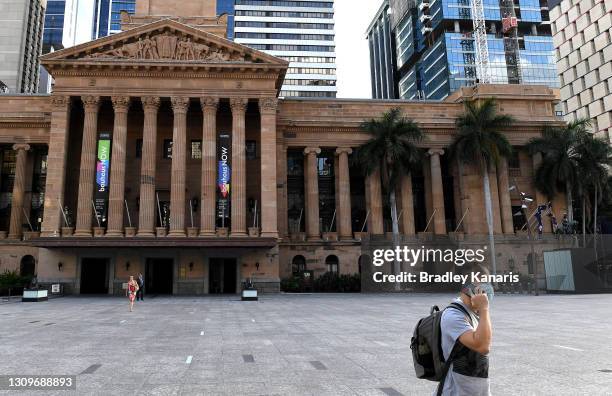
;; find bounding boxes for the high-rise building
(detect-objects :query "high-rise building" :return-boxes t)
[233,0,337,98]
[43,0,66,52]
[367,0,396,100]
[92,0,136,38]
[548,0,612,142]
[0,0,45,94]
[367,0,560,100]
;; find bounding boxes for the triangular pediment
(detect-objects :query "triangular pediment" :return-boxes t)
[41,18,288,67]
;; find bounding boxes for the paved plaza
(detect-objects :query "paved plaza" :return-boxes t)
[1,293,611,395]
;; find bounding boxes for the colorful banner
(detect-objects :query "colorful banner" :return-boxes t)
[94,132,111,224]
[217,133,231,224]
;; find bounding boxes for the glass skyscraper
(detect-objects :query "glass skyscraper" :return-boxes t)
[93,0,136,38]
[368,0,560,100]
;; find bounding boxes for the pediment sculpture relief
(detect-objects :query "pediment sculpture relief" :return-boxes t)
[84,32,246,62]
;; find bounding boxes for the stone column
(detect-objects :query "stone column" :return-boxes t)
[41,96,71,237]
[230,97,248,237]
[304,147,321,240]
[106,96,131,237]
[400,174,415,236]
[74,95,101,237]
[137,96,160,236]
[8,144,31,239]
[277,145,288,238]
[168,96,189,237]
[497,158,514,234]
[200,97,219,236]
[259,97,279,238]
[366,169,384,235]
[428,149,446,235]
[335,147,353,240]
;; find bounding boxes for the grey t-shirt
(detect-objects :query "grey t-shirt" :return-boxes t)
[436,298,491,396]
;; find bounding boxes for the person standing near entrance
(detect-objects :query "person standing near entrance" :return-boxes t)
[126,276,139,312]
[136,273,144,301]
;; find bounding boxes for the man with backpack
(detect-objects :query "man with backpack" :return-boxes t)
[411,263,493,396]
[437,263,492,395]
[136,273,145,301]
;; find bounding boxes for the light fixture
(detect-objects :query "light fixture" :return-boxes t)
[255,262,260,271]
[508,185,517,192]
[126,261,130,271]
[58,262,63,271]
[189,262,194,271]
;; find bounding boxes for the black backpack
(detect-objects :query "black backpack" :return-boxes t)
[411,303,472,395]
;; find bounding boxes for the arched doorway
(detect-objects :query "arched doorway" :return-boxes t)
[325,255,339,275]
[291,255,306,275]
[358,254,371,275]
[20,255,36,277]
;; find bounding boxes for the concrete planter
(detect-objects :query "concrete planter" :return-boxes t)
[187,227,199,237]
[124,227,137,237]
[248,227,260,237]
[322,232,338,242]
[156,227,167,237]
[61,227,74,237]
[93,227,106,237]
[216,227,229,237]
[23,231,40,240]
[0,231,6,239]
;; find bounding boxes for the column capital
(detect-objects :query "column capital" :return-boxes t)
[200,96,219,111]
[50,95,70,109]
[428,148,445,156]
[171,96,190,113]
[81,95,100,111]
[335,147,353,156]
[12,143,30,152]
[142,96,161,111]
[258,97,278,113]
[229,97,248,113]
[111,96,131,112]
[304,147,321,156]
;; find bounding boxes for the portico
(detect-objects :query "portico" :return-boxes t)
[0,4,568,294]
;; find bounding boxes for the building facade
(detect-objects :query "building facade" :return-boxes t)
[0,0,45,94]
[549,0,612,142]
[0,0,567,295]
[368,0,560,100]
[366,0,396,100]
[233,0,337,98]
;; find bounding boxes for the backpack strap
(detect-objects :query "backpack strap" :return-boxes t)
[435,303,474,396]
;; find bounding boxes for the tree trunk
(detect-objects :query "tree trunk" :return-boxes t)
[389,187,401,291]
[483,166,497,276]
[581,196,586,248]
[566,180,573,223]
[593,184,598,261]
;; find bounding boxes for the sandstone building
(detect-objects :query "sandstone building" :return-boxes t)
[0,0,566,295]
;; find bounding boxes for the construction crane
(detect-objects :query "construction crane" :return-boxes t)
[470,0,491,83]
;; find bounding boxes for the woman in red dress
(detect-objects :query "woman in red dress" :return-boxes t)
[126,276,139,312]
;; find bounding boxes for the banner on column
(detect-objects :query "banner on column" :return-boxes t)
[95,132,111,225]
[217,133,231,226]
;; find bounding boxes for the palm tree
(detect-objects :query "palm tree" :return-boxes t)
[450,98,514,276]
[527,119,591,224]
[355,108,423,287]
[576,134,612,249]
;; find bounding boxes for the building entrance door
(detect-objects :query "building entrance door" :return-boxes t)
[80,258,109,294]
[145,258,174,294]
[209,258,237,294]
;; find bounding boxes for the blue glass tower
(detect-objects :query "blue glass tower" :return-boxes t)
[371,0,560,100]
[93,0,136,39]
[217,0,235,39]
[43,0,66,51]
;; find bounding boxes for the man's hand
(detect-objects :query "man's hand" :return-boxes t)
[471,292,489,313]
